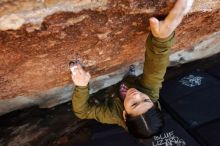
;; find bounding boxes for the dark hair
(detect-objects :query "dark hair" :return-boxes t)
[125,106,164,138]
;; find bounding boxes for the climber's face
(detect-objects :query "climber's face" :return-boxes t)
[123,88,154,118]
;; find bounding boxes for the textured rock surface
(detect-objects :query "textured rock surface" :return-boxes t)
[0,0,220,115]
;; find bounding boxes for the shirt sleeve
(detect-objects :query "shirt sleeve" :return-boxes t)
[139,32,175,102]
[72,85,126,128]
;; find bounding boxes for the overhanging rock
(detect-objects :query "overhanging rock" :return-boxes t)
[0,0,220,115]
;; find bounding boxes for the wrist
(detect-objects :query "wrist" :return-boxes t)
[153,31,175,42]
[75,84,89,89]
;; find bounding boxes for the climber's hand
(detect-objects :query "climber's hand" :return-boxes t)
[149,0,194,39]
[70,63,91,87]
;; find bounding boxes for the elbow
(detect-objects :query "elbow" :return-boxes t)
[74,112,86,119]
[72,104,87,119]
[72,107,87,119]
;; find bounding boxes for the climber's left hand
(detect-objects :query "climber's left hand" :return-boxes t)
[149,0,194,39]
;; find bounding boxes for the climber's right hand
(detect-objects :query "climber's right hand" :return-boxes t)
[70,63,91,87]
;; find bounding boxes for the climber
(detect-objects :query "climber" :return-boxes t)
[70,0,194,138]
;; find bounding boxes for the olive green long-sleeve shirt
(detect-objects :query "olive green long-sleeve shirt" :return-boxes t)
[72,32,175,129]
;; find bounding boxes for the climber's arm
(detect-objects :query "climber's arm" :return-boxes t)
[71,63,125,128]
[140,0,194,102]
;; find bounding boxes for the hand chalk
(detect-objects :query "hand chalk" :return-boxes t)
[70,66,78,73]
[72,72,76,76]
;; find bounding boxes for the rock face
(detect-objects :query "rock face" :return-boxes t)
[0,0,220,115]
